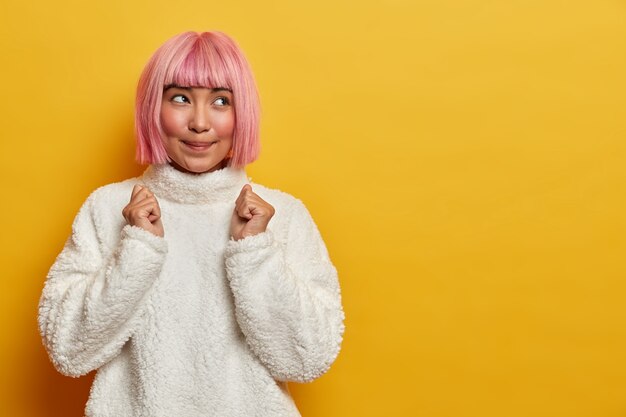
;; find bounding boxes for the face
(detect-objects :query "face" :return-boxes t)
[160,86,235,174]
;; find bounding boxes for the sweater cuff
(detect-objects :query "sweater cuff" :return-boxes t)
[121,225,168,254]
[225,230,274,254]
[224,230,276,273]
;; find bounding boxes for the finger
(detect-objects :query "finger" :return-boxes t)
[239,183,253,198]
[239,194,264,214]
[239,194,273,216]
[131,186,152,204]
[133,197,161,216]
[133,189,157,205]
[242,193,266,206]
[149,199,161,218]
[152,218,164,234]
[235,184,251,206]
[139,188,153,201]
[126,200,159,223]
[131,184,143,199]
[236,202,254,220]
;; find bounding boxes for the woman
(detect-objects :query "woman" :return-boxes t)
[38,31,345,417]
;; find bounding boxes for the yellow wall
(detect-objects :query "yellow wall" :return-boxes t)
[1,1,625,416]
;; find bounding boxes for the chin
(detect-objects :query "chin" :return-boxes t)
[177,159,227,174]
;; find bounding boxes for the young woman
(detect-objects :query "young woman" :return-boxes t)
[38,31,344,417]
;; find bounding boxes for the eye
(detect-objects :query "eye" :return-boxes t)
[171,94,189,104]
[213,96,230,106]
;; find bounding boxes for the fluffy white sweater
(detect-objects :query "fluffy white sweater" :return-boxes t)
[38,164,345,417]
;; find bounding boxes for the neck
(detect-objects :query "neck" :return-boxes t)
[141,163,249,205]
[167,160,228,175]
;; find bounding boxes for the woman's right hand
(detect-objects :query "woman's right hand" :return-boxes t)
[122,184,164,237]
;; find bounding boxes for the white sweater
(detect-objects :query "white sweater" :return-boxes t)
[38,164,345,417]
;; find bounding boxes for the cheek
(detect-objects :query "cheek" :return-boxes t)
[160,108,185,137]
[212,112,235,138]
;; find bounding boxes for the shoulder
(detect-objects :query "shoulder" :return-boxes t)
[87,178,140,206]
[75,178,141,238]
[59,177,141,256]
[248,182,319,239]
[248,182,309,216]
[250,182,331,258]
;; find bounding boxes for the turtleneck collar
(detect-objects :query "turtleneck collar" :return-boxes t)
[141,163,249,205]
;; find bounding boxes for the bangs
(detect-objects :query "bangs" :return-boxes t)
[164,39,232,90]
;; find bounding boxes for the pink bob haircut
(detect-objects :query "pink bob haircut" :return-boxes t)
[135,31,261,168]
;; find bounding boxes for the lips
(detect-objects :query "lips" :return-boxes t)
[182,140,217,151]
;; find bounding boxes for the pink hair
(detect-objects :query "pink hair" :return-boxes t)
[135,31,261,168]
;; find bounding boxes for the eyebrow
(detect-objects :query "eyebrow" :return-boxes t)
[163,84,232,93]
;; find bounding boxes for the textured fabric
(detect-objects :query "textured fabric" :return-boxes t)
[38,164,345,417]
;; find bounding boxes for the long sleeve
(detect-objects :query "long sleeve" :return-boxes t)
[224,198,345,383]
[38,191,168,377]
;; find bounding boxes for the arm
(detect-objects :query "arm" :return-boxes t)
[225,198,345,383]
[38,190,167,377]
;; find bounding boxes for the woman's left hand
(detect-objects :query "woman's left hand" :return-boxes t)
[230,184,275,241]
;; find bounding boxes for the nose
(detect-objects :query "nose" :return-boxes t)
[188,105,211,133]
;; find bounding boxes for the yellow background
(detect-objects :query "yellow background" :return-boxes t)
[1,0,625,416]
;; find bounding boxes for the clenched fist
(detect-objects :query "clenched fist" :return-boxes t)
[230,184,275,241]
[122,184,164,237]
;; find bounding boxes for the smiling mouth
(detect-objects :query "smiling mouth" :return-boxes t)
[182,140,217,151]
